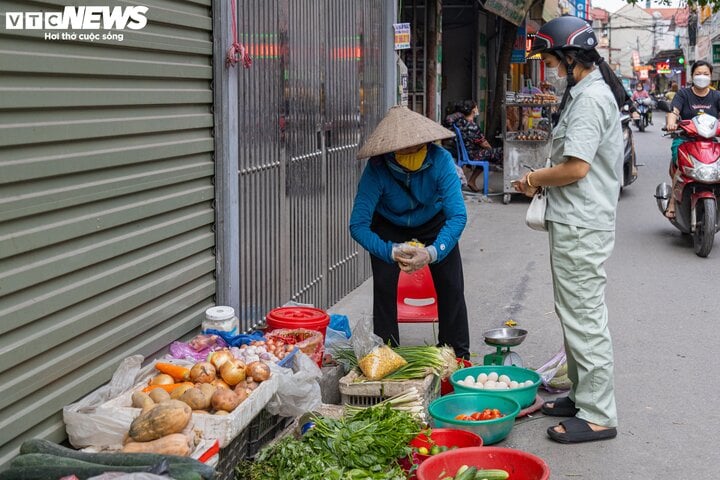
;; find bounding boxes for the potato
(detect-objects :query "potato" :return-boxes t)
[148,388,171,404]
[179,387,211,410]
[197,383,216,400]
[131,391,155,413]
[170,383,194,400]
[211,389,241,412]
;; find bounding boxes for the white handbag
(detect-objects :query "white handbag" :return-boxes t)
[525,187,548,231]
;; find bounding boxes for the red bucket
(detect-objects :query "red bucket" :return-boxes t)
[440,358,473,396]
[416,446,550,480]
[400,428,482,479]
[266,306,330,341]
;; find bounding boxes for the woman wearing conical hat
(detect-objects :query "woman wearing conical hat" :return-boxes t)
[349,106,470,359]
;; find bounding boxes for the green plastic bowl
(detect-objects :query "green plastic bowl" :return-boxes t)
[428,393,521,445]
[450,365,541,409]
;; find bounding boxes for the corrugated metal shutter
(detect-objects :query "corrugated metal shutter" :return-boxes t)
[0,0,214,464]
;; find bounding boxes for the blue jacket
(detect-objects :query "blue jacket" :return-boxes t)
[349,143,467,263]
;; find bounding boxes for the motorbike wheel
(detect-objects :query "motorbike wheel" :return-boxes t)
[693,197,717,257]
[639,117,646,132]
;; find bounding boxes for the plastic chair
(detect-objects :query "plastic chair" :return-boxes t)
[453,124,489,197]
[397,265,439,323]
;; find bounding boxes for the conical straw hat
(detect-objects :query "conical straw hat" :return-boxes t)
[357,105,455,159]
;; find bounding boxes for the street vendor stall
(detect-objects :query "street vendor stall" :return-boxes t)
[501,79,557,204]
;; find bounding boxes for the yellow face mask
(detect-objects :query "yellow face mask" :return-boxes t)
[394,145,428,171]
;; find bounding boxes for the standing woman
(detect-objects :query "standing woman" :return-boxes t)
[349,106,470,359]
[514,16,626,443]
[663,61,720,218]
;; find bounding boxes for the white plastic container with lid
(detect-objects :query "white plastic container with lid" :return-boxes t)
[202,306,239,336]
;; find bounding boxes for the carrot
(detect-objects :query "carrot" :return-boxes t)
[141,382,193,394]
[155,362,191,382]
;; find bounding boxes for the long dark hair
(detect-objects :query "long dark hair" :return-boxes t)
[569,48,628,109]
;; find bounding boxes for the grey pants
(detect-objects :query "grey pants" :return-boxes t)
[548,221,618,428]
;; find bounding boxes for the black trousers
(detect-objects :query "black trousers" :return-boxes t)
[369,213,470,359]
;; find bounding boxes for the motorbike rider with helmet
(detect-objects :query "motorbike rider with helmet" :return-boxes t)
[513,15,625,444]
[631,83,652,127]
[664,60,720,219]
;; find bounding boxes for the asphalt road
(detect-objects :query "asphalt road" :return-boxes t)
[330,122,720,479]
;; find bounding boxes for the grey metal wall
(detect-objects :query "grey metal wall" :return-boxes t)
[235,0,387,330]
[0,0,214,465]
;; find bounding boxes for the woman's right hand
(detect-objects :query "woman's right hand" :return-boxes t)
[512,173,539,198]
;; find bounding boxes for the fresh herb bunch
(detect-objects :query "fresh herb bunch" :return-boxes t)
[239,404,420,480]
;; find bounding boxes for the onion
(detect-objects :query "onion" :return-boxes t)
[220,358,247,386]
[149,374,175,386]
[208,350,234,369]
[246,361,271,382]
[189,362,217,383]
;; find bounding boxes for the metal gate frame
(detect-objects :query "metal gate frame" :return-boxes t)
[214,0,395,332]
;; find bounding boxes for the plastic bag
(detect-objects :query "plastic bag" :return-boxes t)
[350,321,407,380]
[535,349,571,392]
[358,345,407,380]
[169,334,227,362]
[203,329,264,348]
[63,355,144,449]
[265,351,322,417]
[328,314,352,338]
[266,328,324,365]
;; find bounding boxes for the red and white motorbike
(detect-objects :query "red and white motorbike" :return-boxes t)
[655,106,720,257]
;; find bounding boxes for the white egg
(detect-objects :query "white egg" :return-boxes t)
[524,380,535,387]
[464,375,476,385]
[473,382,484,389]
[477,373,488,384]
[498,375,511,384]
[487,372,499,382]
[484,380,497,389]
[457,379,465,386]
[496,381,509,389]
[509,381,519,389]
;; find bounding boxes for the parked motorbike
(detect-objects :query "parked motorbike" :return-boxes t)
[655,103,720,257]
[620,108,638,189]
[633,97,653,132]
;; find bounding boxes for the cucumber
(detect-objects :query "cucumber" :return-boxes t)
[454,466,478,480]
[474,469,510,480]
[18,439,214,479]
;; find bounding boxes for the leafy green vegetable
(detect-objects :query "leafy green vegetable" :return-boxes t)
[238,404,420,480]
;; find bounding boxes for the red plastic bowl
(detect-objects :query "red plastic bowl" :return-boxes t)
[401,428,483,479]
[440,359,473,395]
[416,446,550,480]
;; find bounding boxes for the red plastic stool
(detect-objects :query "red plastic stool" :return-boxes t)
[397,265,439,323]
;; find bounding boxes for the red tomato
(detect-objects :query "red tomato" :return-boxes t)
[470,412,483,421]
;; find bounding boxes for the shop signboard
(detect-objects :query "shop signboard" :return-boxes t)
[483,0,532,26]
[713,44,720,64]
[542,0,559,22]
[393,23,410,50]
[511,20,527,63]
[656,62,671,74]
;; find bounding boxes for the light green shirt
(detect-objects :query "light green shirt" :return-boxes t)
[546,69,623,231]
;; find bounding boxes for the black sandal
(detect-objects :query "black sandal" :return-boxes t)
[547,417,617,444]
[541,396,579,417]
